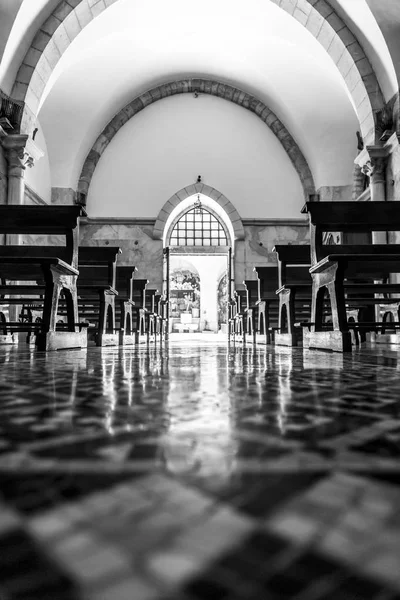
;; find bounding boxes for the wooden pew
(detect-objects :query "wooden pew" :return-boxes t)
[273,244,313,347]
[154,293,162,339]
[228,295,237,341]
[233,288,247,342]
[71,247,122,347]
[21,246,123,347]
[273,243,397,348]
[301,201,400,352]
[243,279,259,344]
[154,293,169,342]
[115,265,138,346]
[132,279,149,343]
[0,205,87,351]
[253,266,280,345]
[157,294,169,341]
[145,289,159,343]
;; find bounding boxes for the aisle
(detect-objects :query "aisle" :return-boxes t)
[0,341,399,599]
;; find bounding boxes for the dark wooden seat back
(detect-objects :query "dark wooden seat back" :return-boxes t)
[146,289,158,313]
[273,245,311,288]
[243,280,258,309]
[253,266,279,301]
[132,279,149,308]
[77,247,122,288]
[235,289,247,313]
[155,293,162,315]
[116,266,137,300]
[301,202,400,265]
[0,205,85,269]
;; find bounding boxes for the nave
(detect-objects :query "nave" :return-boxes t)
[0,340,400,600]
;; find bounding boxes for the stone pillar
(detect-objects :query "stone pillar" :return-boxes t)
[1,134,29,205]
[367,148,388,203]
[1,134,44,206]
[355,146,389,244]
[355,145,392,317]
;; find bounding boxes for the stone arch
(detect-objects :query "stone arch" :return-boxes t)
[78,78,315,201]
[153,184,245,242]
[11,0,384,143]
[270,0,383,143]
[165,201,232,248]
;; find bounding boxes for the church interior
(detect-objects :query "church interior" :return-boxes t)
[1,0,400,598]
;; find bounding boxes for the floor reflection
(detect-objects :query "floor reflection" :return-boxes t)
[1,341,400,598]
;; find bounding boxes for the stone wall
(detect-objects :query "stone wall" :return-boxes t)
[80,220,164,289]
[79,218,309,292]
[235,221,310,285]
[17,213,310,293]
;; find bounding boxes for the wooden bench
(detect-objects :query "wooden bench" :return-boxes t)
[273,243,399,348]
[272,244,313,347]
[69,247,122,347]
[157,294,169,341]
[153,293,169,341]
[115,265,138,346]
[301,201,400,352]
[145,289,160,343]
[233,288,247,342]
[14,246,123,347]
[228,295,237,341]
[243,279,259,344]
[132,279,149,343]
[0,205,87,351]
[253,266,280,345]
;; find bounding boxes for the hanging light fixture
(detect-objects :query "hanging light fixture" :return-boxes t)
[194,194,203,214]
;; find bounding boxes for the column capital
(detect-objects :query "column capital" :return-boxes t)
[1,134,44,205]
[1,134,29,179]
[1,132,29,153]
[1,134,44,172]
[354,145,389,179]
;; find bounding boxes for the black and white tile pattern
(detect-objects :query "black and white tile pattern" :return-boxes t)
[1,340,400,599]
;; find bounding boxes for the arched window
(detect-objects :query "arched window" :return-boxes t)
[170,207,228,246]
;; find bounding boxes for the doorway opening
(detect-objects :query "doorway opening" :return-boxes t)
[163,194,234,338]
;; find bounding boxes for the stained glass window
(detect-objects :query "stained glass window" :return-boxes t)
[169,208,227,246]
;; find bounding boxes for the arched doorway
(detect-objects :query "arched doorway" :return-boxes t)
[163,193,234,337]
[169,261,201,333]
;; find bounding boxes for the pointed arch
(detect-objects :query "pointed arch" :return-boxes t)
[153,184,245,242]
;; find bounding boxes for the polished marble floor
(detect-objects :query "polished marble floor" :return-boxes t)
[1,339,400,599]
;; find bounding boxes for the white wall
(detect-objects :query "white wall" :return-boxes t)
[87,94,305,220]
[39,0,358,193]
[24,120,51,203]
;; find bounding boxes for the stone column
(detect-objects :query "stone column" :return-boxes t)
[1,134,43,206]
[367,147,388,203]
[355,146,389,244]
[1,134,29,205]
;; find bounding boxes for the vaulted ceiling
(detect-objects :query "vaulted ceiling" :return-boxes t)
[0,0,398,215]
